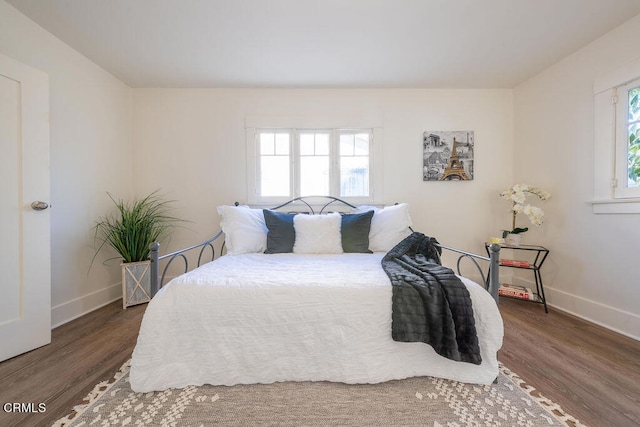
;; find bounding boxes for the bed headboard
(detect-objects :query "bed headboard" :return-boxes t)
[239,196,381,214]
[150,195,500,306]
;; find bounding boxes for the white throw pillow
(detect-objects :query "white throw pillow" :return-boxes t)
[217,205,268,254]
[356,203,412,252]
[293,212,343,254]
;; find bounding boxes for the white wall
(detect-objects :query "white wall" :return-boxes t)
[1,0,513,327]
[0,1,133,326]
[132,88,513,275]
[513,14,640,339]
[5,0,636,339]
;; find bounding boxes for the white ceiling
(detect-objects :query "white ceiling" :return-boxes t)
[7,0,640,88]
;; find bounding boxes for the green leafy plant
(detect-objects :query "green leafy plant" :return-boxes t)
[628,87,640,185]
[94,191,182,263]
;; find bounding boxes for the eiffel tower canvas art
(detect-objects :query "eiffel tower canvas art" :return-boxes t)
[422,131,474,181]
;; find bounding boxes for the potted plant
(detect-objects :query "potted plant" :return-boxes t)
[499,184,550,246]
[94,191,181,308]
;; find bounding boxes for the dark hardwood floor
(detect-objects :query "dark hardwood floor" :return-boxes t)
[1,297,639,426]
[498,298,640,426]
[0,302,146,427]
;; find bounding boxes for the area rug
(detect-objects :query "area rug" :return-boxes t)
[53,361,583,426]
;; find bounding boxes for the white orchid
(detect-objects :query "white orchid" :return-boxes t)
[523,204,544,226]
[510,191,526,204]
[500,184,550,237]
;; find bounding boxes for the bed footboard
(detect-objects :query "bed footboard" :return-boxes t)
[149,231,224,297]
[437,243,501,304]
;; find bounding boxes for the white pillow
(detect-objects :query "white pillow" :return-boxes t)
[293,212,343,254]
[356,203,412,252]
[217,205,268,254]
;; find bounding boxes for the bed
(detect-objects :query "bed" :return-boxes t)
[130,197,503,392]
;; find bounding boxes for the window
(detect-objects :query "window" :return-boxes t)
[615,78,640,198]
[338,131,370,197]
[258,131,290,197]
[252,128,374,202]
[592,58,640,213]
[299,131,331,196]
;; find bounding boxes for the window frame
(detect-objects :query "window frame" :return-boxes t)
[614,78,640,198]
[592,57,640,214]
[295,129,333,198]
[247,126,378,205]
[336,129,373,199]
[255,129,294,198]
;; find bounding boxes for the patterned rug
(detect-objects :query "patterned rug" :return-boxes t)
[54,361,583,426]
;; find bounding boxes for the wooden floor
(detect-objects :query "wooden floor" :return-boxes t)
[0,302,146,427]
[1,298,639,427]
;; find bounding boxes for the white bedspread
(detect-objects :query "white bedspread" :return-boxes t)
[130,253,503,392]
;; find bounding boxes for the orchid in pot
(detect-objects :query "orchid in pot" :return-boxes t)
[499,184,550,246]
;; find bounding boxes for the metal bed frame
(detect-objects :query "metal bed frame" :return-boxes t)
[149,196,501,304]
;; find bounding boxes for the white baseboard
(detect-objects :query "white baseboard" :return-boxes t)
[51,276,639,342]
[51,283,122,329]
[512,277,640,341]
[544,287,640,341]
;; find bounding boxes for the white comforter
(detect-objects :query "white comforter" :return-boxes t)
[130,253,503,392]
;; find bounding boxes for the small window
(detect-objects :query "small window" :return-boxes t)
[298,131,331,196]
[253,128,373,202]
[338,131,370,198]
[615,78,640,198]
[591,60,640,213]
[258,131,291,197]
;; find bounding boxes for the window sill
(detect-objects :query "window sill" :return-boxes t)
[589,198,640,214]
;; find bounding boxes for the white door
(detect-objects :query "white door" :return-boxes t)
[0,53,51,362]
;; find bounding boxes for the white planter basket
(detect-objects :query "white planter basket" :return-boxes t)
[504,233,523,246]
[122,260,151,308]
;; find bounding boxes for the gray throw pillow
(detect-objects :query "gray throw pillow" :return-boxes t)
[341,210,374,253]
[263,210,296,254]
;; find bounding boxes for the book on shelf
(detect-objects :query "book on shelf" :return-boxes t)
[498,284,535,300]
[499,259,531,268]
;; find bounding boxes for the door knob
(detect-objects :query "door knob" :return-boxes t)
[31,201,49,211]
